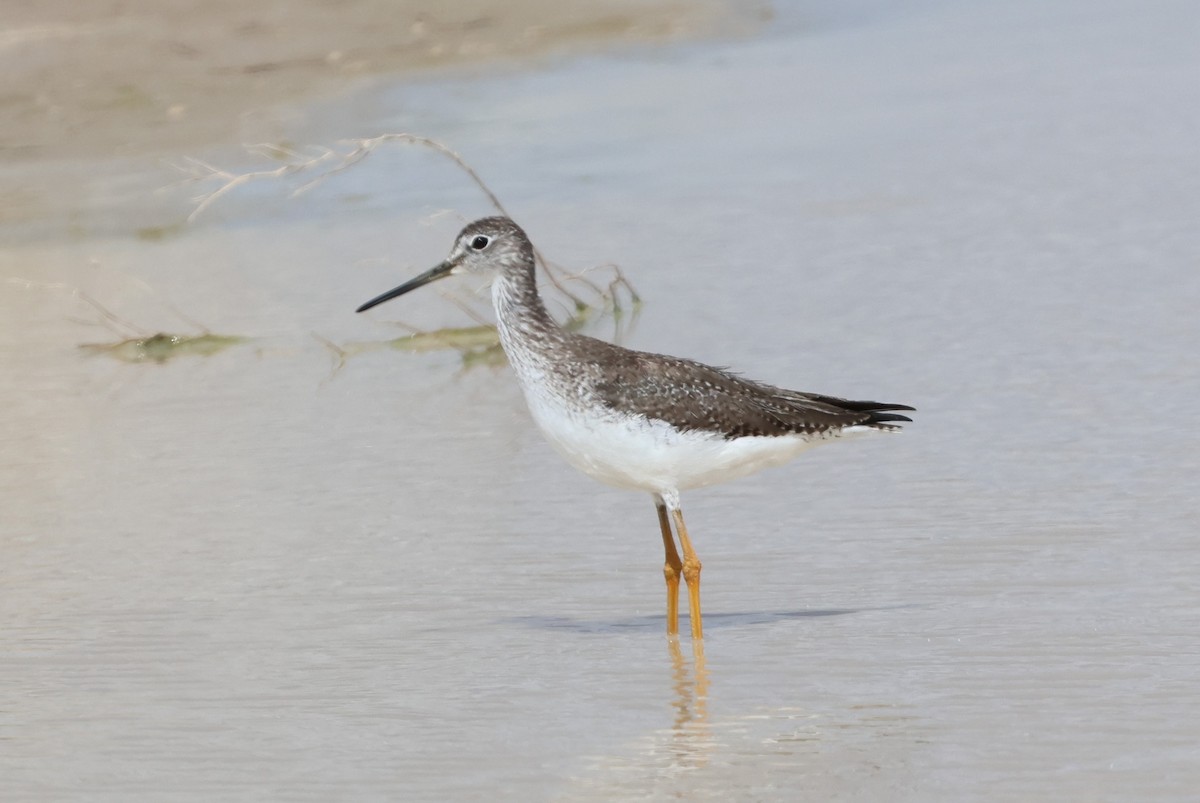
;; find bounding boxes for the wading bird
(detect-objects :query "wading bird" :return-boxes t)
[357,217,913,640]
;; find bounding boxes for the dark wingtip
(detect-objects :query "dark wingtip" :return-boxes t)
[817,396,915,415]
[869,412,913,424]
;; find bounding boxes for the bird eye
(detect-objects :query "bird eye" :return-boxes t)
[470,235,490,250]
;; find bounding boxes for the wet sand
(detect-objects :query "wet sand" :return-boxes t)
[2,0,755,162]
[1,0,760,236]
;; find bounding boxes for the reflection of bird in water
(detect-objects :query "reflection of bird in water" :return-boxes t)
[358,217,913,640]
[669,639,710,760]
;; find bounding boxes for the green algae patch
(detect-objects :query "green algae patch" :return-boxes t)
[135,222,188,242]
[382,325,500,354]
[79,333,248,364]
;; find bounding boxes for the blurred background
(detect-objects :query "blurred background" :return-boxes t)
[3,1,1199,800]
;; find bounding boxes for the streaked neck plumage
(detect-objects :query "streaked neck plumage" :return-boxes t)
[491,253,570,369]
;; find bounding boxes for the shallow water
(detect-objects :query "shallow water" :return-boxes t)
[4,0,1200,800]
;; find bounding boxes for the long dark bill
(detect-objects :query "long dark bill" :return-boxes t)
[355,261,456,313]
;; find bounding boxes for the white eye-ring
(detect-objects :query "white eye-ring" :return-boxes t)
[469,235,491,250]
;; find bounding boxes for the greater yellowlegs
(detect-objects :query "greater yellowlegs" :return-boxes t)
[357,217,913,640]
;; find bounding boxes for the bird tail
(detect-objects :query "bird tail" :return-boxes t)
[812,395,915,430]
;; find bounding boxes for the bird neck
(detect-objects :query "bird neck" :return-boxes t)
[492,263,565,352]
[492,261,556,326]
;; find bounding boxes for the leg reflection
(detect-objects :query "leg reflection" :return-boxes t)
[666,637,711,768]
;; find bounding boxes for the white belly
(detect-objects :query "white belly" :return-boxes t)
[521,386,858,494]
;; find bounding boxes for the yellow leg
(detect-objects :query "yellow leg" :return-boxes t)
[655,496,683,638]
[669,503,703,641]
